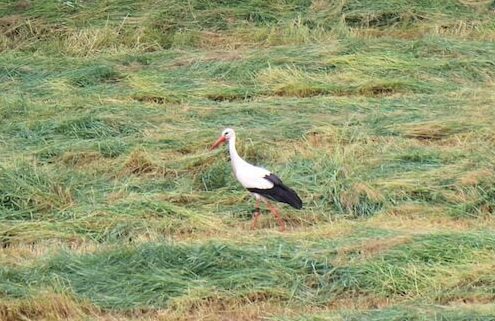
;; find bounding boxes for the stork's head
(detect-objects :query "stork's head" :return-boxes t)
[210,128,235,150]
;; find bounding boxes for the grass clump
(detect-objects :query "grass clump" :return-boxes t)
[283,305,495,321]
[0,163,74,218]
[450,184,495,218]
[349,233,495,298]
[55,115,140,139]
[68,65,121,87]
[0,241,339,310]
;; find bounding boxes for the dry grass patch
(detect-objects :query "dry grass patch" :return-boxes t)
[0,240,103,266]
[120,149,170,177]
[369,208,495,234]
[60,151,104,168]
[391,120,473,141]
[340,183,385,211]
[334,235,413,265]
[305,126,341,148]
[0,293,97,321]
[170,50,244,68]
[327,295,395,311]
[132,93,167,104]
[433,263,495,305]
[457,169,495,187]
[386,203,443,219]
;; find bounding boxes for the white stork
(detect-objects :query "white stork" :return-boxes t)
[210,128,303,231]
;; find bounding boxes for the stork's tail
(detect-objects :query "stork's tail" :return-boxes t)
[276,184,303,209]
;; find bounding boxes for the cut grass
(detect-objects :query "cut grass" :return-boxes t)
[1,231,494,312]
[277,304,495,321]
[0,241,339,309]
[1,0,495,320]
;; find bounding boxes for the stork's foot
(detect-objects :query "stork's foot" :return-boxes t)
[251,210,261,229]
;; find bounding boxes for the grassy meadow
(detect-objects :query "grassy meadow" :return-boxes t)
[1,0,495,320]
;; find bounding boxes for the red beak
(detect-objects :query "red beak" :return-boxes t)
[210,135,226,150]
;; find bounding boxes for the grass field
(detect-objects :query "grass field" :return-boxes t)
[1,0,495,320]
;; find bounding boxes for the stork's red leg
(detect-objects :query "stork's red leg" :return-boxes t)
[267,202,286,232]
[251,198,261,229]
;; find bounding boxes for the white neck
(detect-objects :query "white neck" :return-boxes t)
[228,134,247,172]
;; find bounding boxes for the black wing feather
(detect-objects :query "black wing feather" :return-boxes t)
[247,174,303,209]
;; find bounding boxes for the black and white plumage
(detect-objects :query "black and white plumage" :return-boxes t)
[210,128,303,231]
[247,174,302,209]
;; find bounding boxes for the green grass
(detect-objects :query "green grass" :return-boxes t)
[1,0,495,320]
[277,305,495,321]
